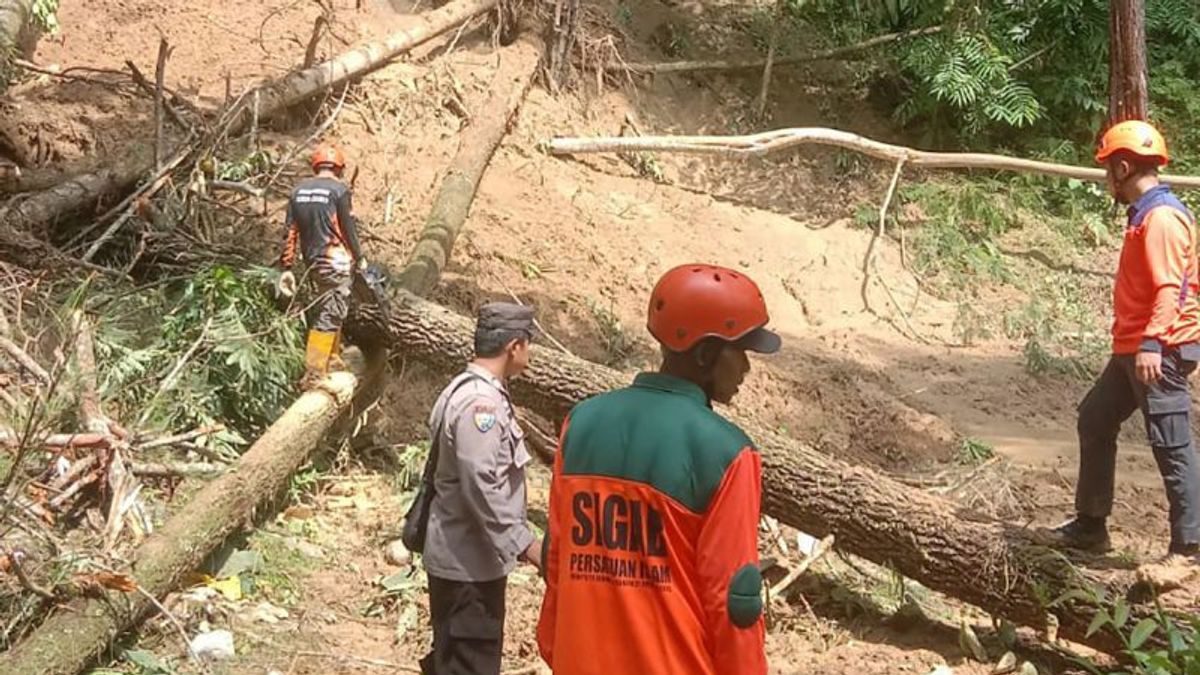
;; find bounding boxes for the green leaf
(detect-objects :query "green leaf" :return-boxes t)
[1087,609,1110,638]
[1112,597,1129,629]
[380,572,415,592]
[217,549,264,579]
[1130,617,1159,650]
[123,649,171,674]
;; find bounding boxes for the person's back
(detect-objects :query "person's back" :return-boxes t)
[539,263,777,675]
[284,175,357,275]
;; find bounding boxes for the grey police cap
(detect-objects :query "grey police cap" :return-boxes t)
[475,302,536,335]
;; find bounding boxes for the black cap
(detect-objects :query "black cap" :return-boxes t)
[476,302,536,336]
[733,326,782,354]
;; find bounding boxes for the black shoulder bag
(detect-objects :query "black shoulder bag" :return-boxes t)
[401,373,482,554]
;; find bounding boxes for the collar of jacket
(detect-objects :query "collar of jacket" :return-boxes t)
[632,372,709,407]
[1126,184,1184,228]
[466,362,508,394]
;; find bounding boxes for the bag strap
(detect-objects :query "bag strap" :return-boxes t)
[422,372,487,485]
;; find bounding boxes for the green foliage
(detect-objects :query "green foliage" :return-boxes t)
[586,297,634,367]
[217,150,272,182]
[92,265,303,455]
[898,34,1041,138]
[31,0,60,34]
[805,0,1200,149]
[956,437,995,465]
[899,179,1015,294]
[1076,600,1200,675]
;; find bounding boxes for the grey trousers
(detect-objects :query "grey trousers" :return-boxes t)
[309,271,351,333]
[1076,347,1200,546]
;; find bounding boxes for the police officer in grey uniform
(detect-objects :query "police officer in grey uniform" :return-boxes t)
[420,302,542,675]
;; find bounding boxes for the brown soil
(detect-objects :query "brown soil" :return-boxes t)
[3,0,1186,671]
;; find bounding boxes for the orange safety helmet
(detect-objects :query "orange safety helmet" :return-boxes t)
[648,263,781,354]
[311,144,346,171]
[1095,120,1169,166]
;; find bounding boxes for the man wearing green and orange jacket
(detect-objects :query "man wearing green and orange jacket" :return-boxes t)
[537,263,779,675]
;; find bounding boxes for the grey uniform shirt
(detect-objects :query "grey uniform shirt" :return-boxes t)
[422,364,535,582]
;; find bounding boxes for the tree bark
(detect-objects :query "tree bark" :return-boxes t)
[545,126,1200,189]
[395,39,540,298]
[546,0,580,91]
[0,0,501,261]
[0,373,358,675]
[350,290,1196,656]
[0,0,34,92]
[1108,0,1148,124]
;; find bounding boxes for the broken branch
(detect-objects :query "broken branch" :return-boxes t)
[6,550,55,600]
[612,26,943,75]
[545,126,1200,189]
[0,336,50,386]
[154,38,174,170]
[134,424,226,452]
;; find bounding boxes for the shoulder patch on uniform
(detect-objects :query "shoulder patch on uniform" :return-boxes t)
[472,405,497,433]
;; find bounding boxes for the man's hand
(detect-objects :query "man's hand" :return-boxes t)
[277,270,297,298]
[1136,350,1163,384]
[520,538,543,571]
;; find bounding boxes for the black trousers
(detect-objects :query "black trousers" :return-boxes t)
[1076,348,1200,546]
[420,575,507,675]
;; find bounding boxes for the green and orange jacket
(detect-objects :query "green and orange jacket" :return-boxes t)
[1112,185,1200,355]
[536,373,767,675]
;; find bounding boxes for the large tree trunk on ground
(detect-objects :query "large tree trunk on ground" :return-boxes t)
[0,39,539,674]
[0,0,501,260]
[0,0,34,91]
[1108,0,1148,124]
[350,290,1196,656]
[395,39,541,297]
[0,374,358,675]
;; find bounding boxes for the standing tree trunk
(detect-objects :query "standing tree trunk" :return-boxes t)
[1108,0,1148,123]
[0,0,34,92]
[546,0,579,91]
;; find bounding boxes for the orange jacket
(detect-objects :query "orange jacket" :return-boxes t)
[537,373,767,675]
[1112,186,1200,355]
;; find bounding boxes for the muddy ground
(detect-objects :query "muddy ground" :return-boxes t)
[1,0,1184,672]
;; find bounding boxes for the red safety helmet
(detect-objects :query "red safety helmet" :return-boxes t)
[648,264,781,354]
[311,144,346,171]
[1095,120,1169,167]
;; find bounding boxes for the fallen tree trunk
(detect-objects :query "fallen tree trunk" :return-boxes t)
[612,26,943,75]
[546,126,1200,189]
[0,0,34,90]
[351,290,1194,655]
[0,0,501,255]
[0,373,358,675]
[396,39,540,297]
[0,37,540,674]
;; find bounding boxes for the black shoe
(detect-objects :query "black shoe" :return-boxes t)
[1168,541,1200,558]
[1041,517,1112,553]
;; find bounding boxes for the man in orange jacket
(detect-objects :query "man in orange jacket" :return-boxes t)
[1046,120,1200,564]
[537,263,778,675]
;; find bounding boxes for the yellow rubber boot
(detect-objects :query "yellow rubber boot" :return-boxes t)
[301,330,337,389]
[328,330,347,372]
